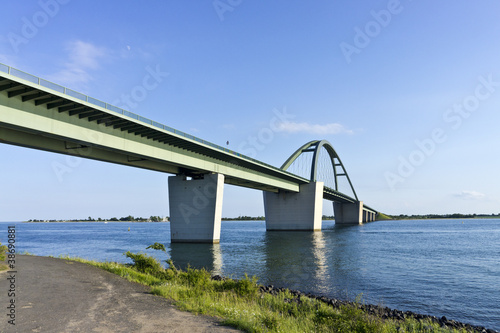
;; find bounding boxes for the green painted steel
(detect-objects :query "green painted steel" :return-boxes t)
[281,140,377,213]
[0,63,292,174]
[0,63,376,213]
[281,140,359,200]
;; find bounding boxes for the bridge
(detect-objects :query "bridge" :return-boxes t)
[0,64,377,243]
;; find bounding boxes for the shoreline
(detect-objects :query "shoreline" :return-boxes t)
[22,220,168,223]
[10,216,500,223]
[2,255,498,332]
[253,283,498,333]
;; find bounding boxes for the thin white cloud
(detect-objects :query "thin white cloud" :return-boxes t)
[276,121,353,135]
[454,190,486,200]
[68,40,106,70]
[47,40,108,87]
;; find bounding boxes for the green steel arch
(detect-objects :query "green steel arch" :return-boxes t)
[281,140,358,201]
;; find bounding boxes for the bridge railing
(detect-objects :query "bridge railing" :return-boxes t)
[1,63,309,181]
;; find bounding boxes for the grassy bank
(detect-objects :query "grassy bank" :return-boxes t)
[61,249,473,333]
[376,212,393,221]
[0,242,8,271]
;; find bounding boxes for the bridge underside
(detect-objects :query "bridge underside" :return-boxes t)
[1,65,378,243]
[0,71,308,195]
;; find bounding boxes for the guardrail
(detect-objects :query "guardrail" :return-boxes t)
[0,62,307,180]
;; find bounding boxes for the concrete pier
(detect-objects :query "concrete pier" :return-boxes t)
[333,201,363,225]
[363,209,377,222]
[263,182,324,231]
[333,201,376,224]
[168,173,224,243]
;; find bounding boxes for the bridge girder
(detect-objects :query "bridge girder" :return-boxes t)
[0,63,377,215]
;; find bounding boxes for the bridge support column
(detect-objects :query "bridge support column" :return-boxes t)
[333,201,364,225]
[363,210,376,222]
[168,173,224,243]
[263,182,323,231]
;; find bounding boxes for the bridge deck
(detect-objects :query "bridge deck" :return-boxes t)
[0,64,374,209]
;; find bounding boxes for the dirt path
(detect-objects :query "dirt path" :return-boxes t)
[0,255,240,333]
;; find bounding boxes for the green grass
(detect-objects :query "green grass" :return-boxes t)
[0,242,7,261]
[376,212,393,221]
[0,242,8,271]
[59,252,471,333]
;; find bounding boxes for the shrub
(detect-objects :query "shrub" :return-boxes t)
[166,258,178,272]
[125,251,166,279]
[185,266,211,288]
[234,273,259,297]
[0,242,7,261]
[146,242,167,252]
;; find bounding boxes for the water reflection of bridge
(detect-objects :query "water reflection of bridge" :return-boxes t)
[169,243,223,274]
[168,228,331,293]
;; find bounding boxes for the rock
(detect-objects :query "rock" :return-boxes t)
[211,274,500,333]
[211,275,225,281]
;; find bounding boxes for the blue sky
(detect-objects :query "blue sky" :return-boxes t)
[1,1,499,221]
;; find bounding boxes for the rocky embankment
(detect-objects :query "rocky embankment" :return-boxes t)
[259,284,498,333]
[212,275,497,333]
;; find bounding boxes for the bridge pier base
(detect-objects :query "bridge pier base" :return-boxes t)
[333,201,364,225]
[363,210,377,222]
[333,202,377,224]
[263,182,323,231]
[168,173,224,243]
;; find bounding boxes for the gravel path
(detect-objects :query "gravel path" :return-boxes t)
[0,255,240,333]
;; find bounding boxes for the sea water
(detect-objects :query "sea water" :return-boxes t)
[1,219,499,330]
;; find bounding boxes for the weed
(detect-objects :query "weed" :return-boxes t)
[0,242,7,261]
[184,266,211,288]
[146,242,167,252]
[124,251,165,279]
[234,273,259,297]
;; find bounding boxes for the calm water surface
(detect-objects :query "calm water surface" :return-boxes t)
[2,219,499,330]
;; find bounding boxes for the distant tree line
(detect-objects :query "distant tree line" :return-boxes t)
[222,216,265,221]
[26,213,500,223]
[389,213,500,220]
[27,215,168,222]
[221,215,336,220]
[107,215,166,222]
